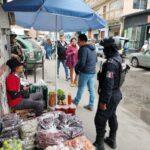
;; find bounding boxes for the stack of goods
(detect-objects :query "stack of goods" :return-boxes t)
[45,144,69,150]
[50,89,76,115]
[55,104,76,115]
[20,119,38,150]
[0,114,21,144]
[36,112,84,149]
[45,136,95,150]
[65,136,95,150]
[0,139,23,150]
[57,114,84,140]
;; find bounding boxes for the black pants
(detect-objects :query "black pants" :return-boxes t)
[94,99,120,138]
[14,92,44,116]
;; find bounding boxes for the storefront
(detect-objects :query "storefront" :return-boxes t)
[124,9,150,52]
[108,21,121,37]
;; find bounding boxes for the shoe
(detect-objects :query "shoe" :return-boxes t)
[93,137,105,150]
[104,137,117,149]
[72,100,79,106]
[84,105,94,111]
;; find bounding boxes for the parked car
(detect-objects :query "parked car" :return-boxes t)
[129,50,150,68]
[16,36,44,69]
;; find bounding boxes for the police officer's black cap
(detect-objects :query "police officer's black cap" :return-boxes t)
[100,37,114,47]
[6,58,23,70]
[100,37,121,51]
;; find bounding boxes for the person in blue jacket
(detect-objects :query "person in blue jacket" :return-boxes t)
[44,38,52,59]
[73,34,97,111]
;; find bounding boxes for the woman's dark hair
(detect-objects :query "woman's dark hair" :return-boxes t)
[78,34,88,42]
[70,37,76,43]
[6,58,23,72]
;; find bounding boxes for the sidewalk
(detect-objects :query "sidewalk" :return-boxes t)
[28,60,150,150]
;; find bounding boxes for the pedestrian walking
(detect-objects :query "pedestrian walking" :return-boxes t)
[73,34,96,111]
[66,38,78,86]
[44,38,52,59]
[94,37,123,150]
[57,34,69,81]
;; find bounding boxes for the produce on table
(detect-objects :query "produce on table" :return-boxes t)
[37,111,84,148]
[48,91,56,107]
[65,136,95,150]
[20,119,38,150]
[45,136,95,150]
[49,89,65,101]
[2,139,22,150]
[57,89,65,100]
[0,114,21,144]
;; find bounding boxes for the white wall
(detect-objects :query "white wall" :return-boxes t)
[122,0,148,16]
[0,6,10,115]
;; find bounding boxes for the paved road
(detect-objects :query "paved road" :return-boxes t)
[27,59,150,150]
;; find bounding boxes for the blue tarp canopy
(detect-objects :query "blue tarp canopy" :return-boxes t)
[3,0,106,31]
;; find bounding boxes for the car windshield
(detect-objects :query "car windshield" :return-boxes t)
[24,38,41,50]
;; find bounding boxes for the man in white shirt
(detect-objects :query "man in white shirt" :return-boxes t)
[141,40,148,52]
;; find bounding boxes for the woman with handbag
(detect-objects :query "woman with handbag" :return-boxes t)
[6,58,44,116]
[66,38,78,86]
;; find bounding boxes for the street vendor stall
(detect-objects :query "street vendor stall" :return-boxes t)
[1,0,106,149]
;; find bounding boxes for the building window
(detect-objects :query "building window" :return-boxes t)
[103,6,107,19]
[133,0,148,9]
[109,0,123,11]
[125,26,142,49]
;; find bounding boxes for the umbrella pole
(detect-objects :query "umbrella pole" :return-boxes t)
[55,16,58,106]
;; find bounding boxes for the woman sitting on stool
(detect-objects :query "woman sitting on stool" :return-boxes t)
[6,58,44,116]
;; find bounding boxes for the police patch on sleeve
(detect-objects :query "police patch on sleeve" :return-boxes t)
[106,71,114,79]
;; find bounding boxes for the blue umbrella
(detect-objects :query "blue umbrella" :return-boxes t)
[15,12,106,32]
[3,0,106,101]
[2,0,44,12]
[3,0,106,31]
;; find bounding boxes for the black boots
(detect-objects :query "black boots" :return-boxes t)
[93,137,105,150]
[104,132,117,149]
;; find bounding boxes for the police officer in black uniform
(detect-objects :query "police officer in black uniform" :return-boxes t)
[94,37,123,150]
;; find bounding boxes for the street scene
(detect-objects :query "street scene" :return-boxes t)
[0,0,150,150]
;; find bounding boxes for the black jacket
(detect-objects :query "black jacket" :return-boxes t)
[98,52,122,104]
[75,44,96,74]
[57,41,67,60]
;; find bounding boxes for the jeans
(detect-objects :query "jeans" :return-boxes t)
[57,59,69,79]
[74,72,95,107]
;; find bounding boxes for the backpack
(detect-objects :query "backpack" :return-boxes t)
[113,58,130,87]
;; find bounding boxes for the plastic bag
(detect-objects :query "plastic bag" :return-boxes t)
[2,114,21,132]
[20,119,38,138]
[65,136,95,150]
[45,144,69,150]
[20,119,38,149]
[37,129,65,148]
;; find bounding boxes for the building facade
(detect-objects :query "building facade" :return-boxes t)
[85,0,150,40]
[124,9,150,51]
[0,3,11,115]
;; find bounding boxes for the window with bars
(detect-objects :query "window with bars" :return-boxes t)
[133,0,148,9]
